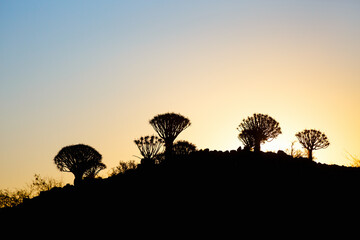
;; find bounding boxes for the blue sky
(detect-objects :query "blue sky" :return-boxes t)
[1,0,360,188]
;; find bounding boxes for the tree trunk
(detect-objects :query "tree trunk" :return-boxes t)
[165,140,174,162]
[141,158,155,167]
[308,149,313,161]
[74,172,83,186]
[254,139,261,153]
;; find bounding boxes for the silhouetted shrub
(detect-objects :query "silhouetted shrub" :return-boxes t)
[0,189,30,208]
[108,160,138,176]
[29,174,64,196]
[0,174,63,209]
[173,140,197,155]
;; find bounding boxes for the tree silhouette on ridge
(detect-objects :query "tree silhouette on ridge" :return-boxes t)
[149,113,191,161]
[237,113,281,152]
[295,129,330,161]
[134,135,164,166]
[173,140,197,155]
[54,144,105,186]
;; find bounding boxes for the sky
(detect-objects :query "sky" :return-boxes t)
[1,0,359,189]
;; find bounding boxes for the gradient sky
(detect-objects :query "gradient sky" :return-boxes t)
[1,0,360,189]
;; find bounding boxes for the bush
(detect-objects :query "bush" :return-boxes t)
[0,174,63,208]
[108,161,138,177]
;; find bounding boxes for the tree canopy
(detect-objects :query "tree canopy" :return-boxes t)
[134,135,164,165]
[54,144,105,185]
[149,112,191,161]
[173,140,197,155]
[237,113,281,152]
[295,129,330,160]
[149,113,191,142]
[238,129,256,151]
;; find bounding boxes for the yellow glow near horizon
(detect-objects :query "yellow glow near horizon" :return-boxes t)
[1,1,359,189]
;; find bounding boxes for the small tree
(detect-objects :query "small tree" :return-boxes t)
[295,129,330,161]
[173,140,197,155]
[54,144,105,185]
[84,162,106,179]
[237,129,255,151]
[285,141,307,158]
[149,113,191,161]
[29,174,64,196]
[108,160,138,176]
[237,113,281,152]
[134,135,164,165]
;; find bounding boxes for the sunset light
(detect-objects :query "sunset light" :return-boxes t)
[1,0,359,192]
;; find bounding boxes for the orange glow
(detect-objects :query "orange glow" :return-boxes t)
[1,1,359,189]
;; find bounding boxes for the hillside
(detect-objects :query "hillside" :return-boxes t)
[3,149,360,222]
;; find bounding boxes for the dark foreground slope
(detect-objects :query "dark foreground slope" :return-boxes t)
[3,149,360,224]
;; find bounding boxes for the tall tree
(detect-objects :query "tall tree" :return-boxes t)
[54,144,105,185]
[237,113,281,152]
[134,135,164,165]
[149,113,191,161]
[295,129,330,161]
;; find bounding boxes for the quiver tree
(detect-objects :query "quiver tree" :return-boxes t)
[84,162,106,179]
[149,113,191,161]
[54,144,105,186]
[134,135,164,165]
[295,129,330,161]
[173,140,197,156]
[237,113,281,152]
[238,129,256,151]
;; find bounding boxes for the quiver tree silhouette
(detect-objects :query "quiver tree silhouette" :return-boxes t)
[149,113,191,161]
[238,129,256,151]
[54,144,105,186]
[84,162,106,179]
[134,135,164,166]
[237,113,281,152]
[295,129,330,161]
[173,140,197,155]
